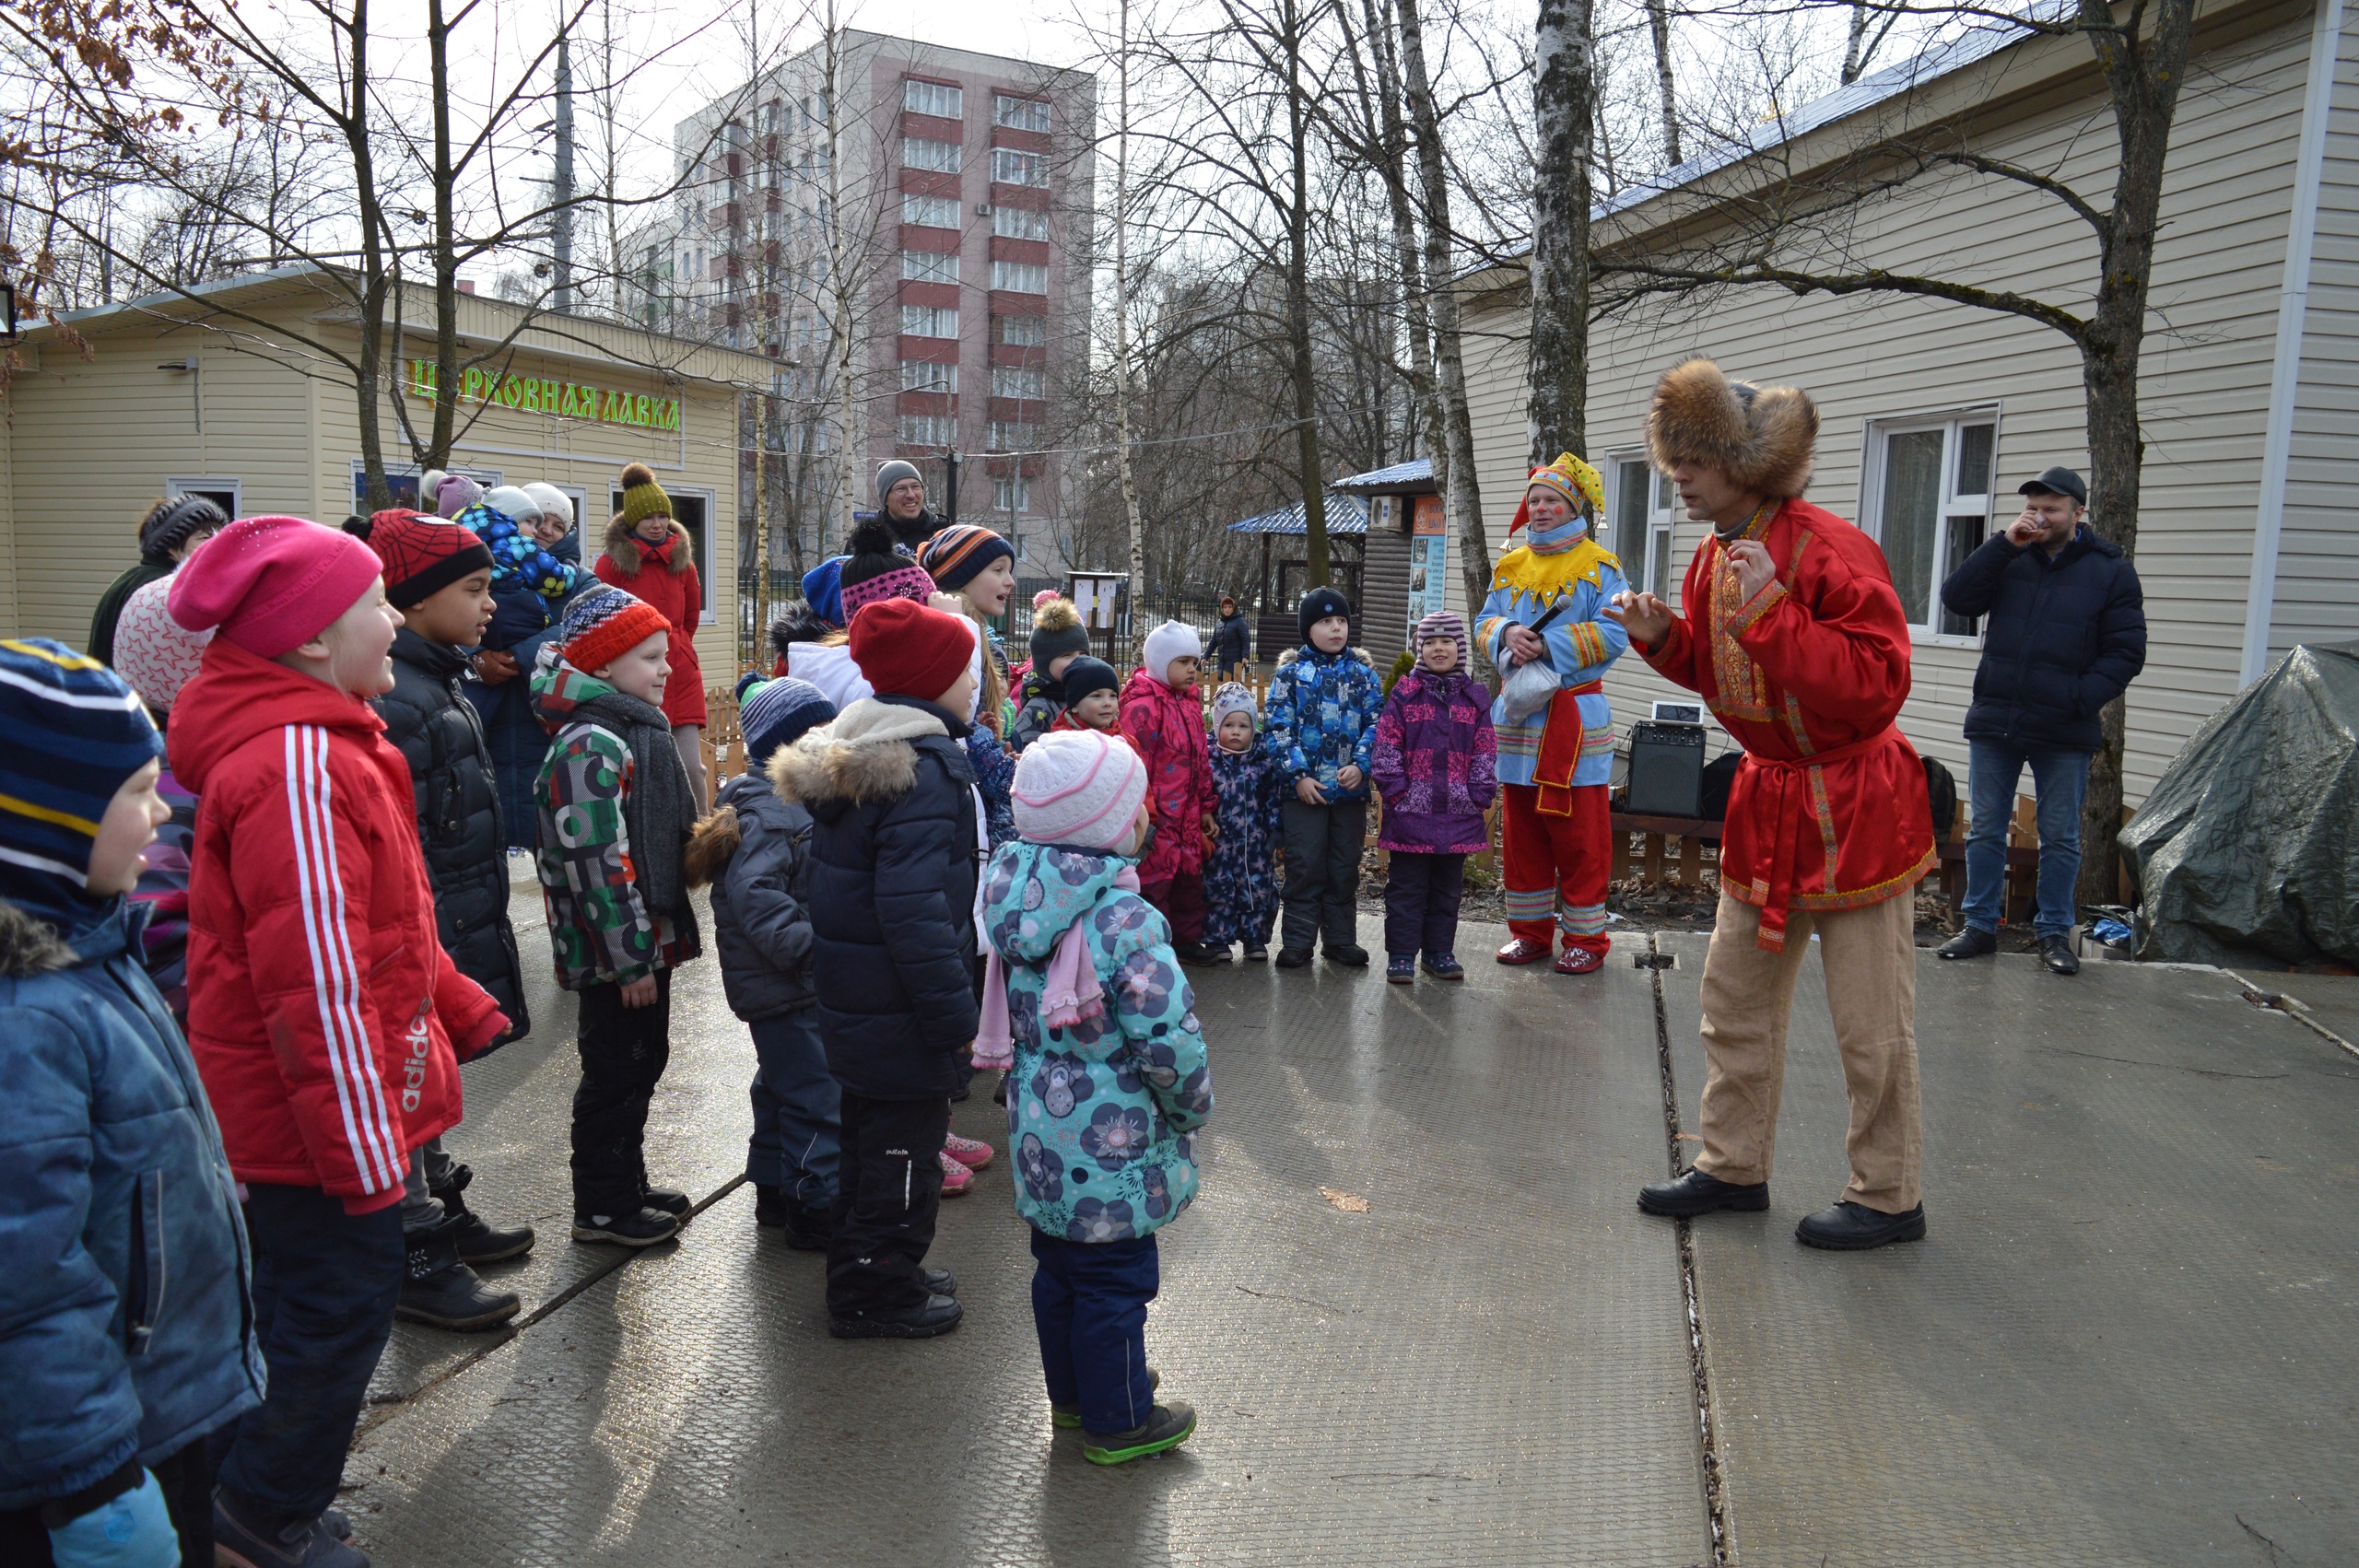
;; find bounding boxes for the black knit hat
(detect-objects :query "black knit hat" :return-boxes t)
[138,495,228,558]
[1061,655,1120,708]
[1027,598,1091,667]
[1297,585,1353,645]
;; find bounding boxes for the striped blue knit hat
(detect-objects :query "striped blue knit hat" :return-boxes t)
[0,638,165,893]
[738,676,837,763]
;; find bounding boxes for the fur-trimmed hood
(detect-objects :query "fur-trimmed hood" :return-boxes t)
[0,897,76,978]
[1646,357,1817,499]
[601,514,693,576]
[1276,645,1374,669]
[769,696,954,808]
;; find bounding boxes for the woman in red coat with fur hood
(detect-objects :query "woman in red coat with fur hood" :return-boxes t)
[595,462,710,806]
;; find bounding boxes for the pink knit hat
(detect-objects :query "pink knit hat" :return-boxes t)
[168,515,385,658]
[1011,730,1149,850]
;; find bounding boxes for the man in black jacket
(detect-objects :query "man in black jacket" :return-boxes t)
[361,510,538,1331]
[773,597,980,1340]
[1935,467,2146,975]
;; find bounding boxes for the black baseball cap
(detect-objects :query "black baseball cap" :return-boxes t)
[2018,466,2087,505]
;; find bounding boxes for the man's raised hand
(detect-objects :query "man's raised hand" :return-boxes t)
[1604,590,1672,645]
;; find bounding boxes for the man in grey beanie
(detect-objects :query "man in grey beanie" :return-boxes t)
[876,461,937,552]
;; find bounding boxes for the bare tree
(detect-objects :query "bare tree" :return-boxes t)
[1529,0,1598,462]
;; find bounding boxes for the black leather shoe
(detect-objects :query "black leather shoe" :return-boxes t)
[2037,933,2081,975]
[1936,927,1997,960]
[1273,947,1313,969]
[1795,1199,1927,1250]
[1637,1165,1770,1217]
[829,1293,963,1340]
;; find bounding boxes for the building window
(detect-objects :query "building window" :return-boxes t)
[992,365,1045,399]
[901,360,957,393]
[991,205,1050,241]
[900,248,958,285]
[994,471,1031,512]
[903,193,960,228]
[900,304,959,338]
[898,413,956,447]
[994,313,1046,346]
[902,79,963,120]
[987,420,1037,451]
[992,260,1048,294]
[993,94,1051,132]
[1865,413,1999,638]
[903,137,962,173]
[991,147,1049,186]
[1608,455,1679,601]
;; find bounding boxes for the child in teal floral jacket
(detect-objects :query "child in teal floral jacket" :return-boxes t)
[980,730,1212,1465]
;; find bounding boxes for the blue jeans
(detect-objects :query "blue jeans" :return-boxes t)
[746,1010,840,1211]
[1030,1230,1160,1435]
[215,1185,404,1524]
[1963,740,2091,937]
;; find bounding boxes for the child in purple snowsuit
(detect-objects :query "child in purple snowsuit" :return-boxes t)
[1203,682,1284,960]
[1369,612,1496,983]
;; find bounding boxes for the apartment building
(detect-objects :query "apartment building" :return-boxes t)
[663,31,1096,572]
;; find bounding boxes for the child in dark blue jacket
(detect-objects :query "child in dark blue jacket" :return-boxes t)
[687,675,843,1251]
[0,641,265,1568]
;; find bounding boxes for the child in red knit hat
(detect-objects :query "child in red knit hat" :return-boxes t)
[771,596,983,1340]
[529,584,706,1249]
[164,515,507,1568]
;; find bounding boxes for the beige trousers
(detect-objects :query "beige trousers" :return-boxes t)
[1692,890,1922,1213]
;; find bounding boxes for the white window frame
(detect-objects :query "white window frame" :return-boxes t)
[992,93,1050,132]
[900,248,958,285]
[986,420,1037,452]
[902,193,960,228]
[994,313,1045,346]
[991,205,1049,241]
[902,79,963,120]
[899,305,959,339]
[991,259,1048,294]
[902,137,962,173]
[900,360,957,393]
[993,470,1031,513]
[1605,452,1678,603]
[991,364,1045,399]
[1859,406,2001,647]
[990,147,1049,187]
[166,475,244,518]
[898,413,955,448]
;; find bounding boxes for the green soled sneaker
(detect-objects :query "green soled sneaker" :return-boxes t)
[1083,1400,1196,1465]
[1052,1367,1159,1428]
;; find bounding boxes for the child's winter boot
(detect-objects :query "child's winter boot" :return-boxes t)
[1083,1400,1197,1465]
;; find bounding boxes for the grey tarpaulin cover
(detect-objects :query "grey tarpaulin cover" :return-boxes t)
[2119,642,2359,967]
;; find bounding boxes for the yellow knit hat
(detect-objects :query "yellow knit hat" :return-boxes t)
[617,461,672,528]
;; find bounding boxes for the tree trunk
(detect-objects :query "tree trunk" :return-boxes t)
[341,0,394,510]
[1647,0,1680,165]
[1282,0,1331,587]
[1357,0,1439,465]
[1529,0,1595,467]
[823,6,860,552]
[1398,0,1491,645]
[2073,0,2191,907]
[1113,0,1150,656]
[426,0,460,469]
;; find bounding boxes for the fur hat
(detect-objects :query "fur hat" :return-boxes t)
[137,495,228,559]
[1026,597,1089,667]
[1142,620,1201,683]
[1646,357,1818,499]
[1011,730,1148,851]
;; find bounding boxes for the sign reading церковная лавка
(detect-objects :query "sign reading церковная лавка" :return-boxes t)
[402,358,682,432]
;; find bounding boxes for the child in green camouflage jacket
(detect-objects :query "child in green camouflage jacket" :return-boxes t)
[530,586,704,1248]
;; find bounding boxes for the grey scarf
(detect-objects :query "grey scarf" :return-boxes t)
[577,688,697,919]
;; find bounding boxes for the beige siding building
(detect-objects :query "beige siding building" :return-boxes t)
[1460,0,2359,804]
[0,266,769,684]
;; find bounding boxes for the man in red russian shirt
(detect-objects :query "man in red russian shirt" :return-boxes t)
[1606,358,1936,1251]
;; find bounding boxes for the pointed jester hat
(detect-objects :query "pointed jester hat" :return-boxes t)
[1508,451,1605,535]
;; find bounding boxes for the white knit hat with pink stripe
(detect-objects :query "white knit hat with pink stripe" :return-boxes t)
[1011,730,1149,850]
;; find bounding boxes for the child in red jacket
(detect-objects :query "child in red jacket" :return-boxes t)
[167,515,505,1568]
[1120,622,1220,964]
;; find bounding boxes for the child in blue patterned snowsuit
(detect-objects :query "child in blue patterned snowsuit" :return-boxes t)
[1203,682,1283,960]
[981,730,1212,1464]
[1262,586,1383,967]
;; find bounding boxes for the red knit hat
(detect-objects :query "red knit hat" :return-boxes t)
[555,585,672,675]
[359,509,495,609]
[849,597,974,701]
[168,514,386,659]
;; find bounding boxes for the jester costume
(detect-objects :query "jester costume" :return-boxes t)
[1476,453,1630,968]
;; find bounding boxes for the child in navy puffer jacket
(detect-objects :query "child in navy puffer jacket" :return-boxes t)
[687,676,843,1252]
[1262,587,1382,966]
